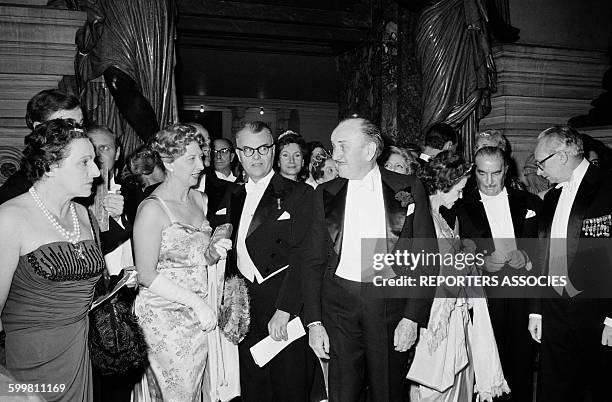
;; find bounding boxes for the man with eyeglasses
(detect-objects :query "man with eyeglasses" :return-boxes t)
[529,125,612,402]
[219,121,322,401]
[212,138,237,182]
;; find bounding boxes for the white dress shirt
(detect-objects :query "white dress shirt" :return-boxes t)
[236,169,287,283]
[215,170,237,182]
[195,174,206,193]
[335,166,387,282]
[480,188,517,254]
[104,176,133,275]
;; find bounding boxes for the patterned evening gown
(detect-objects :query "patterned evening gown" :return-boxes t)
[134,195,213,402]
[1,229,105,401]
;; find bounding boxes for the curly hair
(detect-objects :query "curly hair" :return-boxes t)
[418,151,472,194]
[21,119,88,183]
[149,123,205,162]
[275,132,309,181]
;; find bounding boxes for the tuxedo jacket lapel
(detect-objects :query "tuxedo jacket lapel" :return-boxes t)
[323,178,348,256]
[540,186,561,274]
[507,189,527,237]
[381,174,408,253]
[542,187,562,238]
[465,191,493,238]
[230,185,246,234]
[247,173,287,238]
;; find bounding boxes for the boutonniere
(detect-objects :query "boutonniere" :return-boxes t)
[395,190,414,207]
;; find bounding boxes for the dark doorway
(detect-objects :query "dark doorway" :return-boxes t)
[179,110,223,140]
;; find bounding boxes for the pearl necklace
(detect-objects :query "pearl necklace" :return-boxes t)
[29,186,85,259]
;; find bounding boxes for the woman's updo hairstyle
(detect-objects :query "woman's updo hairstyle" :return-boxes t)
[418,151,472,195]
[149,123,205,163]
[22,118,88,182]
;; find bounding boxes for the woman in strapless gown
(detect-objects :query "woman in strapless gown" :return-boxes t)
[132,124,231,401]
[0,119,104,402]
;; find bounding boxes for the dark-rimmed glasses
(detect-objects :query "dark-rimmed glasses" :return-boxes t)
[236,144,273,157]
[213,148,231,157]
[535,151,561,170]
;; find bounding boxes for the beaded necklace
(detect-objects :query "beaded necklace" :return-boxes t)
[29,186,86,259]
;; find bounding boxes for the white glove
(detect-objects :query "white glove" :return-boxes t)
[148,274,216,332]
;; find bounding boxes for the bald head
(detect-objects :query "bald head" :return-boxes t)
[331,118,382,180]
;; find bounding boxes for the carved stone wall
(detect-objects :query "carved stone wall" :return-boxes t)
[0,2,85,184]
[479,44,609,175]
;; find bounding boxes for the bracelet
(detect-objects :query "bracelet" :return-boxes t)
[307,321,323,329]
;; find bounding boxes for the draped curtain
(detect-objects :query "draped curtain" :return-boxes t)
[75,0,178,156]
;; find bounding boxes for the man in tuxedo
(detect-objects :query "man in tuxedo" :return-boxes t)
[187,123,232,228]
[223,121,317,401]
[529,125,612,402]
[304,117,436,402]
[453,145,541,401]
[212,138,238,182]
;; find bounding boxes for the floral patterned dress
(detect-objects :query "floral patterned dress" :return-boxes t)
[134,195,213,402]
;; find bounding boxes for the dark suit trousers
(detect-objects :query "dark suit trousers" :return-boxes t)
[537,299,612,402]
[488,298,534,402]
[238,272,317,402]
[322,275,410,402]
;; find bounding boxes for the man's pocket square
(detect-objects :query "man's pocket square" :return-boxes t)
[525,209,536,219]
[278,211,291,220]
[406,204,415,216]
[216,208,227,215]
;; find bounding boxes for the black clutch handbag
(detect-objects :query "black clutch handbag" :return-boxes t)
[89,271,149,377]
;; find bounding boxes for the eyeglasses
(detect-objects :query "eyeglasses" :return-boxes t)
[236,144,273,157]
[535,151,561,170]
[213,148,231,157]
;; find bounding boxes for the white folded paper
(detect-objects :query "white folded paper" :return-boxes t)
[90,269,138,311]
[250,317,306,367]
